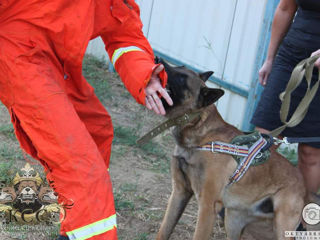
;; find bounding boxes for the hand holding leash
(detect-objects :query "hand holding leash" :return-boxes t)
[311,49,320,69]
[145,64,173,115]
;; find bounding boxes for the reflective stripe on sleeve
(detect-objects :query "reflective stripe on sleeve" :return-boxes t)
[111,46,143,66]
[66,214,117,240]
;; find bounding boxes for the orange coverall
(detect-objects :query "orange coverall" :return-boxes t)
[0,0,166,239]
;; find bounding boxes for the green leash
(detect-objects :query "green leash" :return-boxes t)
[269,55,320,137]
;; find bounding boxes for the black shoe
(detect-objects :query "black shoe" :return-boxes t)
[57,235,69,240]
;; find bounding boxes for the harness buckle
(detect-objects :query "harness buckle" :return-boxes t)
[273,137,281,145]
[273,137,289,145]
[283,137,289,144]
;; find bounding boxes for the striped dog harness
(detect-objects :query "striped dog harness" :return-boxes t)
[196,132,269,185]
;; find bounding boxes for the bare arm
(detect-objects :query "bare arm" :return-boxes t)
[259,0,298,85]
[267,0,298,61]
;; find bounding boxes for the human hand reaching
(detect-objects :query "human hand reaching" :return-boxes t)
[145,64,173,115]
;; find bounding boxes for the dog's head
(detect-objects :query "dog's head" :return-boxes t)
[158,58,224,117]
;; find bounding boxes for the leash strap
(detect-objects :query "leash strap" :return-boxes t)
[278,136,320,144]
[228,136,267,186]
[136,112,201,145]
[196,142,249,157]
[269,55,320,137]
[286,136,320,144]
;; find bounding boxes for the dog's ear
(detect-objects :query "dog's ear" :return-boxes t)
[198,87,224,107]
[199,71,214,82]
[154,56,161,64]
[157,58,174,74]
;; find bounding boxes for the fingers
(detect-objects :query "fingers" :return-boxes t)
[258,60,273,86]
[258,71,264,85]
[159,88,173,106]
[145,95,162,115]
[145,97,152,110]
[152,93,165,115]
[316,58,320,69]
[311,49,320,68]
[145,63,174,115]
[259,71,267,86]
[262,73,269,86]
[311,49,320,57]
[145,88,172,115]
[151,64,164,77]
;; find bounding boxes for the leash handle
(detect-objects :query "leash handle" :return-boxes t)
[269,55,320,137]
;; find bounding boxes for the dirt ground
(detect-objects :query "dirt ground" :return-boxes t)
[0,56,275,240]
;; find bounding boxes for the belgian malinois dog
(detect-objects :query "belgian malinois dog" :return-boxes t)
[156,60,307,240]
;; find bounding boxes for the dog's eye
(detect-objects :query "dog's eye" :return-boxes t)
[179,76,186,83]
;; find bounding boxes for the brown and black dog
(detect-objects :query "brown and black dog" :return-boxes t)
[156,60,307,240]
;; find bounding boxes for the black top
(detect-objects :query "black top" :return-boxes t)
[291,0,320,38]
[296,0,320,12]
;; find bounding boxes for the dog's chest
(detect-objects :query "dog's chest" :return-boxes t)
[173,145,206,196]
[173,145,199,165]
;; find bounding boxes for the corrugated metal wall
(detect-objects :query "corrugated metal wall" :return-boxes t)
[87,0,272,129]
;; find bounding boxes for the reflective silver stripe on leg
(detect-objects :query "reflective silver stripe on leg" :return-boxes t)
[66,214,117,240]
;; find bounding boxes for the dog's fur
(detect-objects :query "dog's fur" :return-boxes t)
[156,60,307,240]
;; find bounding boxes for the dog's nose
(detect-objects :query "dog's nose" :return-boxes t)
[155,56,161,64]
[25,187,31,192]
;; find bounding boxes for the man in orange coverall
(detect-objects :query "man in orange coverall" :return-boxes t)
[0,0,173,239]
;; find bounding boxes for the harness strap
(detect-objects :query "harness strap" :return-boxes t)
[228,136,267,185]
[196,133,268,186]
[196,141,249,157]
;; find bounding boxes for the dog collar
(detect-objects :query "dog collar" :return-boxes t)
[137,111,201,145]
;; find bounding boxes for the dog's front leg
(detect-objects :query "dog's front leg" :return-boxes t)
[273,189,304,240]
[157,188,193,240]
[193,197,217,240]
[157,156,193,240]
[225,208,251,240]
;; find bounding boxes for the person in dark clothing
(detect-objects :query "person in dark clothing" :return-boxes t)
[251,0,320,195]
